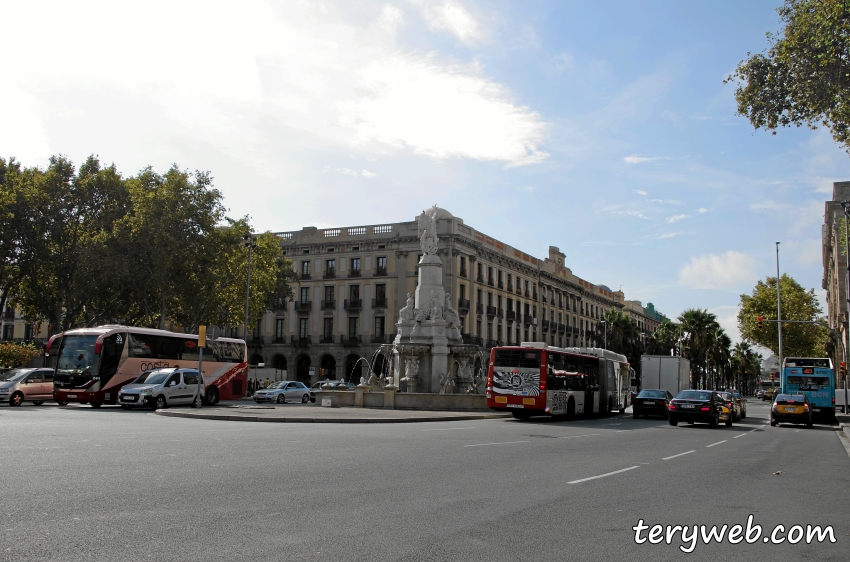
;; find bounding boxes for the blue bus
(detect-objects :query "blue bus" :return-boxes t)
[781,357,835,421]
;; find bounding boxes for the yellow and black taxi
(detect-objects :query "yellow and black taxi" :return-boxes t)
[762,387,779,401]
[632,389,674,419]
[668,390,733,428]
[770,393,813,428]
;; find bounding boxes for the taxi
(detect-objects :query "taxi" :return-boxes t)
[762,387,779,401]
[770,393,813,428]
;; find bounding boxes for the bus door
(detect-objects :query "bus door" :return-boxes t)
[585,357,599,414]
[98,332,127,401]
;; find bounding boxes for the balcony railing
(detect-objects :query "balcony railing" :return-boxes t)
[477,274,485,283]
[524,289,530,297]
[532,292,538,301]
[348,269,361,278]
[558,323,566,333]
[291,335,312,346]
[506,310,516,321]
[294,301,312,312]
[486,305,497,317]
[372,297,388,308]
[371,334,388,344]
[251,335,264,344]
[541,320,550,332]
[476,303,484,314]
[273,336,286,343]
[523,315,532,326]
[374,267,387,277]
[457,298,470,312]
[497,308,504,319]
[319,335,336,344]
[344,299,362,310]
[487,278,494,287]
[342,336,361,346]
[300,272,311,280]
[321,299,335,310]
[459,269,467,278]
[461,334,483,346]
[497,281,504,289]
[323,268,336,279]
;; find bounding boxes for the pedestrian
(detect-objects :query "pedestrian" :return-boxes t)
[247,379,253,395]
[265,377,270,389]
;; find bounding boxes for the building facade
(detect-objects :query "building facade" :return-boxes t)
[247,208,667,384]
[822,181,850,370]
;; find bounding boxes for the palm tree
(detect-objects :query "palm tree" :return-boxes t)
[678,308,720,389]
[646,320,682,356]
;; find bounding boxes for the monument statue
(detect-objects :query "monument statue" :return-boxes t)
[418,207,439,255]
[399,293,415,322]
[442,292,460,327]
[428,291,443,321]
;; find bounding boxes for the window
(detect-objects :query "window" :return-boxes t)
[348,316,359,338]
[166,373,180,386]
[351,257,361,272]
[299,318,309,338]
[377,256,387,274]
[300,287,310,303]
[301,261,310,275]
[323,318,333,339]
[460,284,466,300]
[375,284,386,300]
[254,319,261,338]
[460,256,467,276]
[324,286,334,305]
[487,292,493,306]
[477,288,482,307]
[374,316,385,337]
[325,259,336,275]
[477,319,482,336]
[275,318,285,339]
[507,298,513,313]
[350,285,360,301]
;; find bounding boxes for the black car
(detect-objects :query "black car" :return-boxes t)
[668,390,733,428]
[632,389,673,419]
[770,394,813,428]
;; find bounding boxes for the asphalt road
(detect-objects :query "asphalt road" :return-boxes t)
[1,399,848,562]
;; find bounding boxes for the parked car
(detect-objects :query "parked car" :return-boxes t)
[0,368,56,406]
[632,389,673,419]
[118,368,204,410]
[309,380,356,403]
[668,390,732,428]
[731,390,747,419]
[756,389,765,400]
[770,393,813,428]
[254,381,310,404]
[762,388,779,401]
[716,391,741,422]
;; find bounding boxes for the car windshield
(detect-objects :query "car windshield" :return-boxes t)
[717,392,732,400]
[732,392,741,399]
[675,390,712,401]
[135,372,169,385]
[268,381,287,389]
[0,369,33,382]
[638,390,666,398]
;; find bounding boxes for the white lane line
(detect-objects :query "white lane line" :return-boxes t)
[706,440,727,448]
[557,433,599,439]
[662,450,695,460]
[602,423,622,426]
[422,427,475,431]
[568,466,641,484]
[749,428,759,432]
[734,434,746,439]
[464,441,529,447]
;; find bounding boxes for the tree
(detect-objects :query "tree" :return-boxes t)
[738,274,828,357]
[727,0,850,154]
[0,157,29,319]
[678,309,720,389]
[645,320,683,356]
[591,308,644,371]
[0,341,41,368]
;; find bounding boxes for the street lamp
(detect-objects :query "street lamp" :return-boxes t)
[243,234,256,342]
[776,242,783,390]
[599,320,607,350]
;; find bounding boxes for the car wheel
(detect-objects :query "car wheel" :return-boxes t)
[192,394,202,409]
[806,421,813,428]
[33,400,44,406]
[669,418,678,426]
[121,404,132,410]
[205,386,218,406]
[277,395,285,404]
[633,411,639,419]
[302,394,309,403]
[725,415,733,427]
[709,413,718,428]
[90,402,102,408]
[56,400,68,406]
[154,395,166,410]
[9,392,23,407]
[770,419,777,427]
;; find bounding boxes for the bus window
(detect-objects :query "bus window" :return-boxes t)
[787,376,830,390]
[494,349,540,369]
[99,333,126,379]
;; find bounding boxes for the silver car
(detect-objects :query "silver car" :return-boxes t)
[118,368,204,410]
[254,381,310,404]
[0,368,56,406]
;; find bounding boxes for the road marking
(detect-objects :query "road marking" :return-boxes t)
[557,433,599,439]
[706,440,727,448]
[568,466,641,484]
[662,450,695,460]
[749,428,759,432]
[422,427,475,431]
[465,441,529,447]
[602,423,621,426]
[733,434,746,439]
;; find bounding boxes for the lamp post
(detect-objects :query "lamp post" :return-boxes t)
[776,242,783,391]
[243,234,256,343]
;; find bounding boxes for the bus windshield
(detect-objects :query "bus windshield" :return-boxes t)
[56,335,100,374]
[786,376,830,390]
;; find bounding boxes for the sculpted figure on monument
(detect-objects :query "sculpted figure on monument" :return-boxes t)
[399,292,415,322]
[442,292,460,327]
[428,291,443,321]
[418,207,439,255]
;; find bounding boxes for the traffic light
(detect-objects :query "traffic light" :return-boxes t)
[841,363,846,378]
[770,372,774,382]
[757,316,763,329]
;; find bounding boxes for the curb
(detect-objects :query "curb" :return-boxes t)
[154,410,511,424]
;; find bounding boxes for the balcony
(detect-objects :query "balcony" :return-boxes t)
[506,310,516,321]
[486,305,497,318]
[486,339,500,348]
[497,308,504,319]
[476,302,484,315]
[371,334,388,344]
[542,295,547,304]
[374,266,387,277]
[558,323,566,334]
[523,315,532,326]
[273,336,286,343]
[477,274,485,283]
[294,301,312,312]
[344,299,362,311]
[532,292,538,301]
[524,289,530,297]
[348,269,361,278]
[342,336,361,346]
[507,283,513,292]
[291,335,312,346]
[461,334,483,346]
[319,335,336,344]
[251,335,264,344]
[541,320,550,332]
[323,268,336,279]
[300,272,311,280]
[487,278,494,287]
[459,268,467,278]
[372,297,388,309]
[321,299,335,310]
[457,298,470,312]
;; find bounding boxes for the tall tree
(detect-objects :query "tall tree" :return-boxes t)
[738,274,828,357]
[727,0,850,154]
[678,309,720,389]
[591,308,645,371]
[646,320,683,356]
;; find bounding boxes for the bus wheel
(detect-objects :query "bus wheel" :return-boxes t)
[512,411,531,421]
[90,402,102,408]
[9,392,23,407]
[566,399,575,419]
[206,386,219,406]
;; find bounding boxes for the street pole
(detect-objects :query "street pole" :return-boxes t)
[243,235,255,343]
[776,242,783,391]
[842,202,850,409]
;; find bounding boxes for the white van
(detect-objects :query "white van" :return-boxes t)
[118,368,204,410]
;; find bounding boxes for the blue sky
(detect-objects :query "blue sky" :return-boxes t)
[2,0,848,342]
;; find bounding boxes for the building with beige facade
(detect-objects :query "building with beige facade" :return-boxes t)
[822,181,850,370]
[246,208,668,384]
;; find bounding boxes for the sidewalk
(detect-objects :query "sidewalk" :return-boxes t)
[154,399,511,424]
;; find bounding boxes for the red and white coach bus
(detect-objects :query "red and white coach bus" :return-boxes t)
[48,325,247,408]
[486,342,630,420]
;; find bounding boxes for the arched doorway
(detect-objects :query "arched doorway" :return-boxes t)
[249,353,264,366]
[272,354,288,379]
[319,354,337,380]
[345,354,364,384]
[372,353,388,379]
[296,354,312,384]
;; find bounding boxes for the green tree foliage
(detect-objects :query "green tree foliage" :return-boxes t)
[727,0,850,153]
[645,320,683,356]
[738,274,828,357]
[591,308,644,371]
[678,309,726,389]
[731,342,763,395]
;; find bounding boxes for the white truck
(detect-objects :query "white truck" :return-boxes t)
[640,355,690,396]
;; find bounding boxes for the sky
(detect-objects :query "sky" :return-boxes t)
[3,0,849,344]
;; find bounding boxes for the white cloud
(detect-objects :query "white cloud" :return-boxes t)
[411,0,481,44]
[697,208,709,213]
[624,155,660,165]
[678,251,757,290]
[666,214,689,223]
[361,169,377,178]
[378,5,405,33]
[337,168,359,176]
[636,189,648,196]
[658,232,678,239]
[708,305,742,344]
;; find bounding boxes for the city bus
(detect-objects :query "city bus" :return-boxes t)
[486,342,629,420]
[781,357,835,421]
[48,325,247,407]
